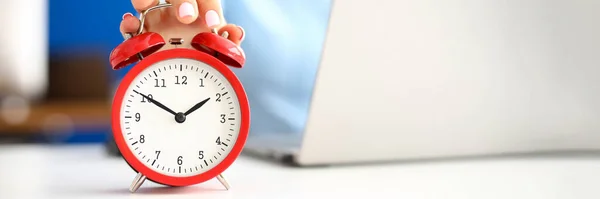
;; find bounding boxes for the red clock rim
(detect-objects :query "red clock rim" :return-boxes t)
[111,48,250,187]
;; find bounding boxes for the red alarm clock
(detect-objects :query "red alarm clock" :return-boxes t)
[108,3,250,193]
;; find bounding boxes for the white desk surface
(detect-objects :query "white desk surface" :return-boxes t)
[1,144,600,199]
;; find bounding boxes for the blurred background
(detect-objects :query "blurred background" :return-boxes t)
[0,0,332,147]
[4,1,600,198]
[0,0,125,144]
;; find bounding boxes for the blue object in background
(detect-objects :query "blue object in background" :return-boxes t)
[49,0,135,80]
[49,0,135,143]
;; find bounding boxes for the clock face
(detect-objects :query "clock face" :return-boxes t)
[118,57,241,177]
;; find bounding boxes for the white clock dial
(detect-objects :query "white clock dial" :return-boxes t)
[119,58,241,177]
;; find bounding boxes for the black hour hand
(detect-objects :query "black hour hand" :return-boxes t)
[133,90,177,116]
[184,98,211,116]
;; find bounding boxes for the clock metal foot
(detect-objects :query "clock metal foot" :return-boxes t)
[216,174,231,190]
[129,173,147,193]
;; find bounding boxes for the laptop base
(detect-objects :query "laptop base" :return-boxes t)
[242,132,304,166]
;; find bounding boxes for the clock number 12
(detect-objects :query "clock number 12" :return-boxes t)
[175,75,188,85]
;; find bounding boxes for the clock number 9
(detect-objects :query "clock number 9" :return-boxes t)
[220,114,226,123]
[198,151,204,159]
[177,156,183,165]
[135,113,141,122]
[141,94,153,103]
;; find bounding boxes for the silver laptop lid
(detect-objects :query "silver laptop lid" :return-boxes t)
[297,0,600,165]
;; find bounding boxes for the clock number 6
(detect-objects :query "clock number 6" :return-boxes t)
[177,156,183,165]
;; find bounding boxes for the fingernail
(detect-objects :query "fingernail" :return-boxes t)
[122,13,133,20]
[205,10,221,27]
[238,26,245,41]
[178,2,195,18]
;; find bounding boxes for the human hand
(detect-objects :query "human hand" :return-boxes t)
[119,0,245,50]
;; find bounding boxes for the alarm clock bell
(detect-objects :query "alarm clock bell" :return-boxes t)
[108,3,249,193]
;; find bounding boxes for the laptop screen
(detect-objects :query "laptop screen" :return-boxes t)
[223,0,334,136]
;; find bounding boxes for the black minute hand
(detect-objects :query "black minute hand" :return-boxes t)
[184,97,211,116]
[133,90,177,116]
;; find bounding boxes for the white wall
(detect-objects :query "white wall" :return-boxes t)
[0,0,48,101]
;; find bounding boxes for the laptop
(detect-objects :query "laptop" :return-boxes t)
[243,0,600,166]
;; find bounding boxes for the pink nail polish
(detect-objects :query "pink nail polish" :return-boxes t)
[179,2,195,18]
[238,26,245,41]
[122,13,133,20]
[205,10,221,27]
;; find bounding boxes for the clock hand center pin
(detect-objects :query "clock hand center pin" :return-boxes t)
[174,112,186,123]
[172,97,211,124]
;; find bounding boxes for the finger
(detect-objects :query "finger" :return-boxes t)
[131,0,159,12]
[219,24,245,45]
[197,0,225,29]
[120,13,141,35]
[171,0,199,24]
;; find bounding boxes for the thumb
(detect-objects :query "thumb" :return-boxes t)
[171,0,199,24]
